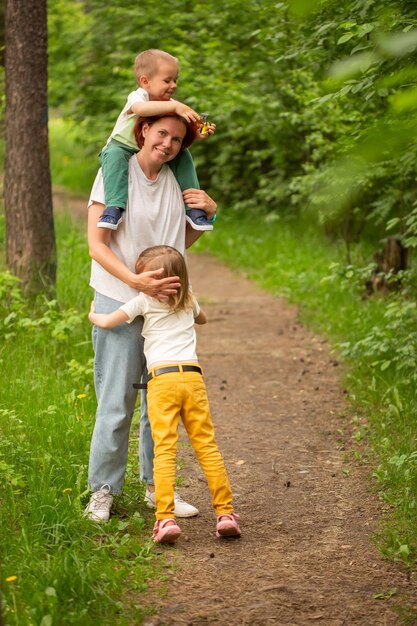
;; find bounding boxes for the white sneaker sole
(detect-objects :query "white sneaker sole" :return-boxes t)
[144,496,199,518]
[185,215,213,231]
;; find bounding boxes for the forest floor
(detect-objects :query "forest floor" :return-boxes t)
[139,253,417,626]
[58,191,417,625]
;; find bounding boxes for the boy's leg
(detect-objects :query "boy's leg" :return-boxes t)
[88,293,145,494]
[168,149,213,232]
[98,142,136,230]
[168,148,199,191]
[181,374,234,515]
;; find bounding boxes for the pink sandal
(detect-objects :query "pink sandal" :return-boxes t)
[216,512,241,538]
[153,518,182,544]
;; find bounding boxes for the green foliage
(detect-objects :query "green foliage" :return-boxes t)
[339,298,417,384]
[195,210,417,566]
[46,0,417,250]
[0,216,161,626]
[289,1,417,246]
[0,290,83,344]
[5,1,417,613]
[24,0,417,578]
[49,118,97,195]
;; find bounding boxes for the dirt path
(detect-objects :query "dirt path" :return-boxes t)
[142,253,416,626]
[56,195,416,625]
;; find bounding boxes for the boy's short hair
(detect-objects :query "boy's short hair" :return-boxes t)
[134,49,179,85]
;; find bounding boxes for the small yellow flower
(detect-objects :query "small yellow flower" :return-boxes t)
[6,576,17,583]
[62,488,72,494]
[77,393,87,399]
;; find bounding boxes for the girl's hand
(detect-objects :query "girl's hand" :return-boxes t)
[131,268,181,300]
[88,301,97,325]
[182,189,217,221]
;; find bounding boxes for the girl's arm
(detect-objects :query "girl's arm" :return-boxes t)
[88,202,180,297]
[192,295,207,325]
[195,308,207,325]
[88,301,129,329]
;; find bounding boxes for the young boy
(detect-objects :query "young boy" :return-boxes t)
[98,48,215,232]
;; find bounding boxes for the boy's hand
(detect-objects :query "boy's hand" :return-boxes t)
[173,101,200,123]
[197,122,216,140]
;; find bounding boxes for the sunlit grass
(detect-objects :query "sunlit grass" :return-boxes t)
[194,211,417,566]
[2,122,416,624]
[49,117,97,196]
[0,215,162,625]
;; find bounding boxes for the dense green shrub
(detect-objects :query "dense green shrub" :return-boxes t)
[46,0,417,251]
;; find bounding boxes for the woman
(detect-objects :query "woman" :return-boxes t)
[85,114,217,522]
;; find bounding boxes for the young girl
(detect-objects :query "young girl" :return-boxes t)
[88,245,241,544]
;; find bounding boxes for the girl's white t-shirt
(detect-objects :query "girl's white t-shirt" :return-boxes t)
[120,293,200,369]
[88,157,186,303]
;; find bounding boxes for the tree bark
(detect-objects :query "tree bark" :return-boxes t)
[4,0,56,293]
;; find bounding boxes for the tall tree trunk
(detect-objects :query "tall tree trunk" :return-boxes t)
[4,0,56,293]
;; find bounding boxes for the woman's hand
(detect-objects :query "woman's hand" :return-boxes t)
[130,268,181,299]
[182,189,217,221]
[89,203,180,299]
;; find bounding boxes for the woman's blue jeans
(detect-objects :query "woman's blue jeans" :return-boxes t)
[88,292,154,493]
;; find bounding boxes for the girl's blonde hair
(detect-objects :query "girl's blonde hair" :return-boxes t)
[134,49,179,85]
[135,246,193,312]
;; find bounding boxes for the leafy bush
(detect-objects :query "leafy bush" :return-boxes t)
[0,270,83,342]
[46,0,417,250]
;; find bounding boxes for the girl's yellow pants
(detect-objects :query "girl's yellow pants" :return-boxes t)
[146,367,234,520]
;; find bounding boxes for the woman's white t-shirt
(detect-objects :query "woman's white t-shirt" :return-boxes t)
[89,156,186,303]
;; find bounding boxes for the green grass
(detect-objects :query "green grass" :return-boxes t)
[48,115,417,568]
[2,120,417,624]
[49,118,98,196]
[0,216,165,626]
[193,211,417,567]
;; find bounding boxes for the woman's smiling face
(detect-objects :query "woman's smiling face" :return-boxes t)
[141,117,187,167]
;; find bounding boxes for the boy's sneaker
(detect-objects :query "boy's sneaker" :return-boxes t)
[144,487,199,518]
[153,518,182,544]
[216,512,241,538]
[185,209,213,231]
[97,206,122,230]
[84,484,113,522]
